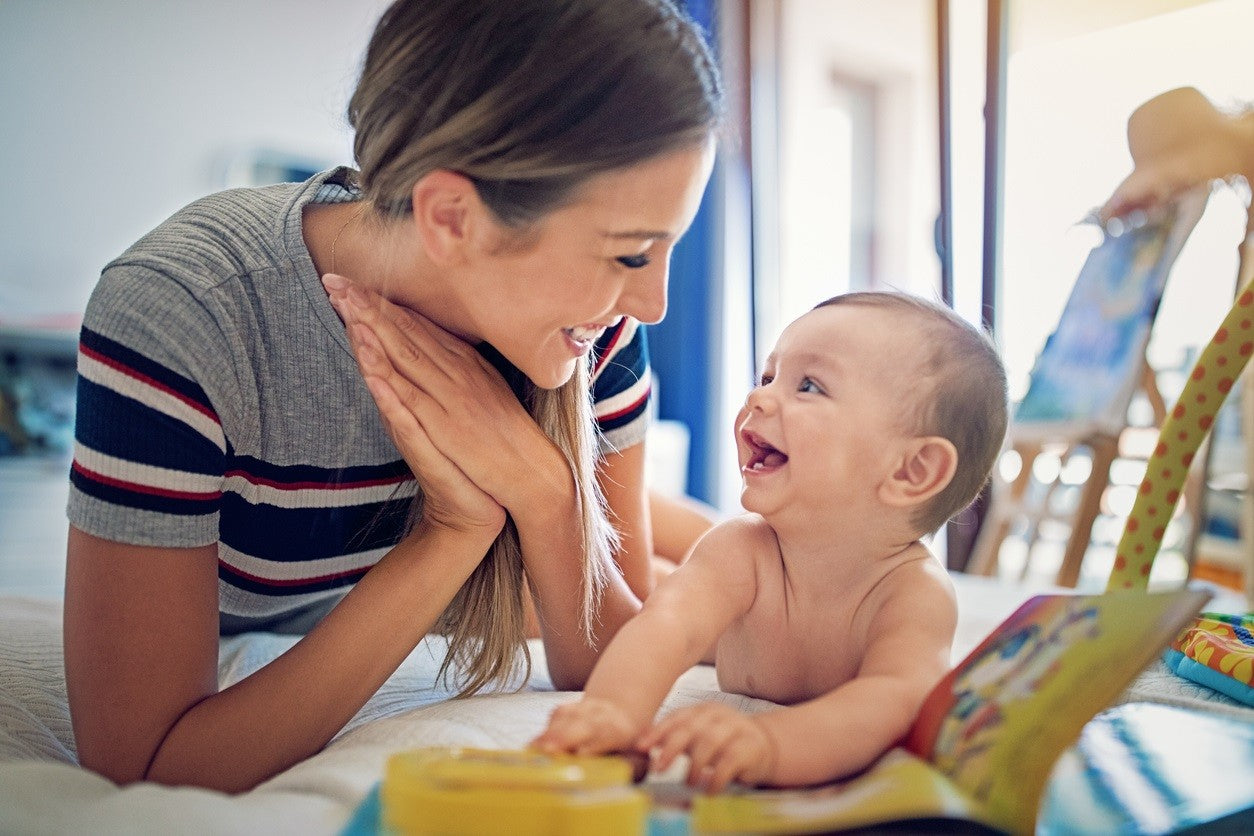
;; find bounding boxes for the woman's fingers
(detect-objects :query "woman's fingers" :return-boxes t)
[361,372,504,535]
[325,276,563,512]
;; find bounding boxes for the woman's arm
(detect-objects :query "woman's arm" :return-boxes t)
[597,442,654,599]
[649,489,718,564]
[68,280,510,792]
[65,518,497,793]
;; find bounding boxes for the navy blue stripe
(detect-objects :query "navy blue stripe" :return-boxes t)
[80,326,216,415]
[75,376,226,474]
[219,493,410,563]
[227,454,412,486]
[218,563,368,597]
[69,466,221,516]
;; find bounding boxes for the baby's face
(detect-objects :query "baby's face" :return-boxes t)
[736,304,919,519]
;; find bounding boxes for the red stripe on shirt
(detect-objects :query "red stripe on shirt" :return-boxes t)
[593,318,628,376]
[80,343,220,424]
[597,387,651,423]
[71,459,223,501]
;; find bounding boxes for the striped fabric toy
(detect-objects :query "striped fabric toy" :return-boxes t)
[1106,280,1254,591]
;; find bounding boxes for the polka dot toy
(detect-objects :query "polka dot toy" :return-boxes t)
[1107,281,1254,591]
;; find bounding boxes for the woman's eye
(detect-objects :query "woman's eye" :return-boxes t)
[616,254,651,269]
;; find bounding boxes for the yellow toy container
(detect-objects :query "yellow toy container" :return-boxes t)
[381,747,648,836]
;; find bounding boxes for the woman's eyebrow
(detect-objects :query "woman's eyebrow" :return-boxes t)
[601,229,674,241]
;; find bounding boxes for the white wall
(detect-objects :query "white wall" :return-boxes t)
[0,0,391,319]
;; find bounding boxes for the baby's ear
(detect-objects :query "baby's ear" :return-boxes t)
[879,436,958,509]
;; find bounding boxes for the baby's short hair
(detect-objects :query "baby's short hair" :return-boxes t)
[814,292,1008,534]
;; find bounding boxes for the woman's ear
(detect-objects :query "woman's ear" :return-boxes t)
[879,436,958,509]
[409,170,480,266]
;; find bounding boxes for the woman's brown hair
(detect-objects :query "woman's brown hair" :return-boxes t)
[348,0,724,695]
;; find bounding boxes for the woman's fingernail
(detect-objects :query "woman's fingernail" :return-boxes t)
[322,273,348,292]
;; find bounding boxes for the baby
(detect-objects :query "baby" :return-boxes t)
[533,291,1008,791]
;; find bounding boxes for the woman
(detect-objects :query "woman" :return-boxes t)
[64,0,723,793]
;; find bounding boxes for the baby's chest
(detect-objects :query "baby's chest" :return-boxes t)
[716,608,863,705]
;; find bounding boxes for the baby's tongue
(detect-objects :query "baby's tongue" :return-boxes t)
[762,450,788,467]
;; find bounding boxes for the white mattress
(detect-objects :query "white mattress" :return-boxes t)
[0,575,1247,835]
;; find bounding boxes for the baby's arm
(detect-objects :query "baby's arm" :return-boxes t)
[755,564,957,786]
[532,518,759,755]
[643,561,957,790]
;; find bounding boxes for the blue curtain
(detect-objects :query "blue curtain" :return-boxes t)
[648,0,719,503]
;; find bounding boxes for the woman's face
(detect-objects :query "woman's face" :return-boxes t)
[459,141,715,389]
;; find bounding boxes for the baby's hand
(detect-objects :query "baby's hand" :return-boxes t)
[531,698,640,756]
[640,703,776,793]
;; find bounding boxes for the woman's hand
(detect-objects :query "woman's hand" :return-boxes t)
[323,274,509,537]
[323,275,570,519]
[639,702,777,793]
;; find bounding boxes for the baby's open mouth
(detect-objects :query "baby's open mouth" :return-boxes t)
[742,430,788,470]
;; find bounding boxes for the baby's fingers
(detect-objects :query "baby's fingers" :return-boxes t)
[702,737,761,794]
[640,712,699,774]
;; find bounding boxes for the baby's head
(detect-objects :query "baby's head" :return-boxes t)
[739,291,1006,537]
[813,292,1008,534]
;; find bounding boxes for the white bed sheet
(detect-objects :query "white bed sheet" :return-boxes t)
[0,575,1248,835]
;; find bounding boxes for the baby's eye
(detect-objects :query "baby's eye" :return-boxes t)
[757,372,774,387]
[798,376,824,394]
[616,254,651,269]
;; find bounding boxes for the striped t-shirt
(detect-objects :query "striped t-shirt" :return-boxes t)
[68,168,651,630]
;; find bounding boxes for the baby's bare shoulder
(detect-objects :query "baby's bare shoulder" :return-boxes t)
[694,513,778,559]
[867,546,958,628]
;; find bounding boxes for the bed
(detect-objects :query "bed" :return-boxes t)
[0,573,1248,835]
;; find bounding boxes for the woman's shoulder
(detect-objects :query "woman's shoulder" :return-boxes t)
[104,168,350,292]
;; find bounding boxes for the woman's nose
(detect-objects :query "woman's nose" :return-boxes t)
[616,265,668,325]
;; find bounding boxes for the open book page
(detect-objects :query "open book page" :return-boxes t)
[904,587,1211,834]
[686,749,994,834]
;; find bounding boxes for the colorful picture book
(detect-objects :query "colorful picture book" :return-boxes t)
[1012,191,1206,441]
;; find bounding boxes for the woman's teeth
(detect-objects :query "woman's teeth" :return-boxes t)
[565,325,604,345]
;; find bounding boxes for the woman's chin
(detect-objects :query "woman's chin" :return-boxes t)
[523,359,578,390]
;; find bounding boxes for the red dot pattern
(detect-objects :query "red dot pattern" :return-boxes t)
[1108,281,1254,591]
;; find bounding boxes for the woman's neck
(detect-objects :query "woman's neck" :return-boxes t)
[305,201,476,341]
